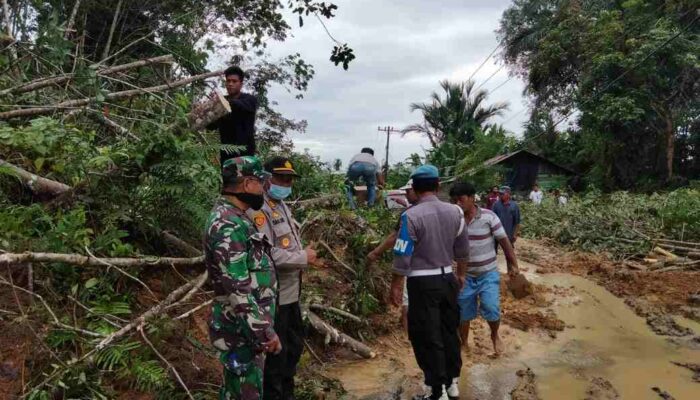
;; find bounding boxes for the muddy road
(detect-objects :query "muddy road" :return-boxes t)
[323,246,700,400]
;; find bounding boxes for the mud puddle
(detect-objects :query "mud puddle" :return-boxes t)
[326,259,700,399]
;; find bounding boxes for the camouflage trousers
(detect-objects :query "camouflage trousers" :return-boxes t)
[219,347,266,400]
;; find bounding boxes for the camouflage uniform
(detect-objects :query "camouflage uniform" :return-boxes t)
[204,156,277,400]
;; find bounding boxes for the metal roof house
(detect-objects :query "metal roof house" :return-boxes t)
[477,149,577,191]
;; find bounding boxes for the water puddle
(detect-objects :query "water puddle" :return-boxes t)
[327,260,700,399]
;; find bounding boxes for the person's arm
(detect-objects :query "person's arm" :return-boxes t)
[498,237,520,276]
[513,204,521,242]
[211,219,277,347]
[453,210,469,288]
[491,214,518,275]
[368,231,397,262]
[376,173,385,188]
[229,94,258,113]
[391,213,415,306]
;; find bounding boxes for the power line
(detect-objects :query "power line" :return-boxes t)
[497,0,676,127]
[461,12,700,177]
[475,64,505,90]
[550,12,699,130]
[489,76,513,95]
[468,43,500,82]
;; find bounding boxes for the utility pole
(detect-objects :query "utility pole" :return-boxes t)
[378,126,401,181]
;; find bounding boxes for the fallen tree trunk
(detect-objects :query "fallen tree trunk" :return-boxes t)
[0,251,204,268]
[293,195,341,212]
[0,69,223,120]
[309,304,363,323]
[0,54,175,97]
[160,230,202,257]
[95,272,206,350]
[657,243,700,255]
[304,308,375,359]
[653,246,678,261]
[0,158,72,196]
[655,238,700,248]
[188,90,230,132]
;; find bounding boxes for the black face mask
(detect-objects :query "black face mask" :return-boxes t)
[225,192,264,210]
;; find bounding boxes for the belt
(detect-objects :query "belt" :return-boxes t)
[408,265,453,277]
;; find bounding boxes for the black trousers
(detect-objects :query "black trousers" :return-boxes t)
[407,273,462,394]
[263,302,304,400]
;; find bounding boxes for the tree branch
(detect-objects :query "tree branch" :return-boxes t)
[0,251,204,268]
[138,324,195,400]
[63,0,81,39]
[304,308,375,359]
[0,54,175,97]
[101,0,122,62]
[318,240,357,276]
[95,272,206,350]
[0,69,223,120]
[0,158,72,196]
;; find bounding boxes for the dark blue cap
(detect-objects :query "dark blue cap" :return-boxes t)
[410,165,440,180]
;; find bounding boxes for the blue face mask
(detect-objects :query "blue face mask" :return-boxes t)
[268,184,292,200]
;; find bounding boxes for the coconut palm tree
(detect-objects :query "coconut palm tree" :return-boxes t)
[403,79,509,146]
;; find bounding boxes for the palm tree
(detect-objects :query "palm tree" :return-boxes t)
[403,79,509,147]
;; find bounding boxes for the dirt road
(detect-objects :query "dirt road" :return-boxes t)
[325,242,700,399]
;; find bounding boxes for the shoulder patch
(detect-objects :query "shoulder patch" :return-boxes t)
[254,212,266,227]
[393,212,414,256]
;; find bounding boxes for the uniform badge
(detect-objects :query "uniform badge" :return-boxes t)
[272,211,280,219]
[254,213,266,227]
[281,237,291,248]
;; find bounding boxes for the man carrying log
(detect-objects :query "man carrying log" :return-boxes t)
[391,165,469,400]
[204,156,280,400]
[247,156,324,400]
[207,66,259,164]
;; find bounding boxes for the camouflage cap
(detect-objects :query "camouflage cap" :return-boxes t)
[222,156,271,184]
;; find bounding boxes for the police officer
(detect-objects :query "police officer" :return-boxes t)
[248,156,323,400]
[204,156,280,400]
[391,165,469,400]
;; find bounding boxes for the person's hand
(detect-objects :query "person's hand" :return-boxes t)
[390,280,403,307]
[507,264,519,277]
[305,247,318,264]
[366,250,380,264]
[263,335,282,354]
[511,235,518,244]
[456,274,466,290]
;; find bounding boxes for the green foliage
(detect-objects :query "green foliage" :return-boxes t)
[498,0,700,189]
[125,359,172,392]
[286,150,344,199]
[405,80,510,147]
[521,189,700,257]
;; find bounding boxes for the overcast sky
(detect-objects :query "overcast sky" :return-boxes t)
[262,0,528,167]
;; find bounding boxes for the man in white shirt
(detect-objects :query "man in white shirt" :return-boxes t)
[345,148,384,209]
[528,183,543,205]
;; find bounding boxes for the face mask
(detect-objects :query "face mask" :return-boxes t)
[229,192,264,210]
[268,184,292,200]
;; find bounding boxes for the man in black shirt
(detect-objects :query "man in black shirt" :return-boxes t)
[208,66,259,164]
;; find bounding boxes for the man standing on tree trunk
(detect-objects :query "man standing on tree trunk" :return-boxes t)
[391,165,469,400]
[208,66,259,165]
[247,156,324,400]
[204,156,280,400]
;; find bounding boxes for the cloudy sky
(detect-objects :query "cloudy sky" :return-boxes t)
[264,0,528,167]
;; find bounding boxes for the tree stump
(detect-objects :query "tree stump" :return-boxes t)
[188,90,230,131]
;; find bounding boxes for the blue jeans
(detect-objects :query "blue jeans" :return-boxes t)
[458,269,501,322]
[345,162,377,209]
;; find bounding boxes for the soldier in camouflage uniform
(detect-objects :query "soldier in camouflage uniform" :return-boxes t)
[204,156,281,400]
